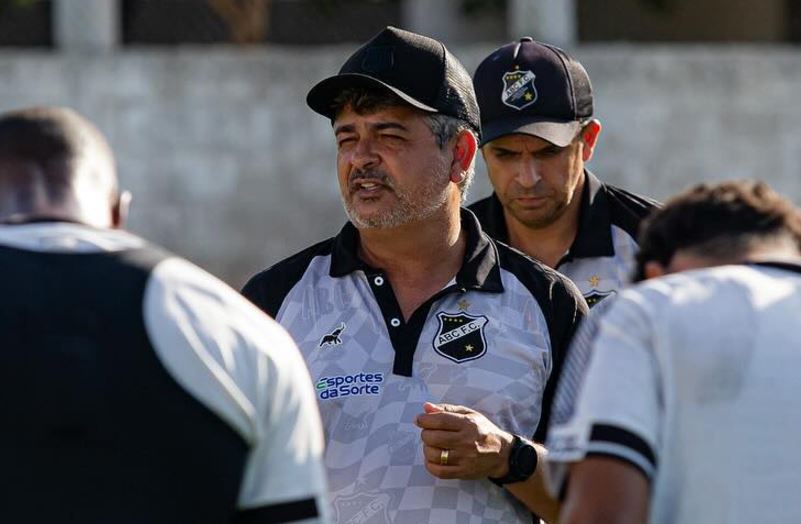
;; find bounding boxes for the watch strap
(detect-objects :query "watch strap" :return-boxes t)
[489,434,538,486]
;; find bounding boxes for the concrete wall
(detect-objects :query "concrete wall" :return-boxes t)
[1,44,800,287]
[579,0,788,42]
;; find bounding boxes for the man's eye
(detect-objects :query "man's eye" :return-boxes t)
[380,134,405,142]
[494,150,517,159]
[337,137,355,148]
[537,147,565,159]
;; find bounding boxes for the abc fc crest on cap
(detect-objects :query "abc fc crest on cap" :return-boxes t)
[501,69,537,110]
[433,311,489,363]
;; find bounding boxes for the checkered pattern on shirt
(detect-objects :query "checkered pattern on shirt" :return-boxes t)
[276,255,550,524]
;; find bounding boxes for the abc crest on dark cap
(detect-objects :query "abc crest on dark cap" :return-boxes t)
[306,26,481,135]
[473,37,593,147]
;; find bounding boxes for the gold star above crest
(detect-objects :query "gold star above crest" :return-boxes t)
[589,275,601,288]
[465,344,474,352]
[457,299,470,311]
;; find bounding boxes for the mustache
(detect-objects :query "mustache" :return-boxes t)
[348,169,394,191]
[509,189,550,199]
[507,182,551,199]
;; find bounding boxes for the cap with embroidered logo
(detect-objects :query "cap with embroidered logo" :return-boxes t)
[473,37,593,147]
[306,26,480,135]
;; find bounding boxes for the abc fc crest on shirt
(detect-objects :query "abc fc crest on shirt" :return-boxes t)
[433,312,489,363]
[501,69,538,110]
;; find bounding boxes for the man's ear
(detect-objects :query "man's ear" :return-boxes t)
[580,119,602,163]
[449,129,478,183]
[111,190,131,229]
[643,260,667,280]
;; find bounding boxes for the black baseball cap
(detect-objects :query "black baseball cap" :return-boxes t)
[473,37,593,147]
[306,26,480,134]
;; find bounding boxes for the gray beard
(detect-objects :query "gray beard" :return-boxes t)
[342,187,447,229]
[341,166,450,229]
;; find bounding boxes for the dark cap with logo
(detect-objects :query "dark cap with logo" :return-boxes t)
[306,26,480,135]
[473,37,593,147]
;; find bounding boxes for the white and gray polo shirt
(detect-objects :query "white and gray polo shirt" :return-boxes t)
[469,170,659,307]
[547,262,801,524]
[0,222,328,524]
[243,210,587,524]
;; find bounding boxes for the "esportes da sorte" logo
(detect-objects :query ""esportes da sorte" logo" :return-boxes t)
[316,372,385,400]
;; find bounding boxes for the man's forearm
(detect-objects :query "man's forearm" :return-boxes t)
[559,457,650,524]
[503,442,560,524]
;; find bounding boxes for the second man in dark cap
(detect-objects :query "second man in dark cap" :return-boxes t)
[243,26,586,524]
[470,37,659,307]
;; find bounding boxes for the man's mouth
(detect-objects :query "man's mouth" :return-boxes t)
[515,193,548,201]
[349,172,392,195]
[356,181,382,192]
[512,194,551,208]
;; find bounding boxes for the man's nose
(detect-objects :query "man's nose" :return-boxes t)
[516,159,541,188]
[350,137,379,171]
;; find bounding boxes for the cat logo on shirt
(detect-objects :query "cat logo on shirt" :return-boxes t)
[319,322,346,348]
[433,312,488,363]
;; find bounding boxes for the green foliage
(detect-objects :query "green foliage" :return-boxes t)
[0,0,37,14]
[639,0,673,12]
[461,0,505,16]
[306,0,505,18]
[308,0,399,16]
[0,0,38,7]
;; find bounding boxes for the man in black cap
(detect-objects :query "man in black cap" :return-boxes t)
[469,38,659,307]
[243,26,586,524]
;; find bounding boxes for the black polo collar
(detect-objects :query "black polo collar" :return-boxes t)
[749,260,801,276]
[564,170,615,262]
[0,216,86,226]
[329,208,504,292]
[480,170,615,264]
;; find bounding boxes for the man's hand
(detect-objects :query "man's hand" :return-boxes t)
[415,402,513,480]
[416,402,561,522]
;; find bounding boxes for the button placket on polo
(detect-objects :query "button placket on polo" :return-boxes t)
[366,270,403,325]
[365,271,465,377]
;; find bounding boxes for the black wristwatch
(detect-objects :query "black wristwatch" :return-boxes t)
[489,434,538,486]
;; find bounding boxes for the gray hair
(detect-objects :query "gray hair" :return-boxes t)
[424,113,477,201]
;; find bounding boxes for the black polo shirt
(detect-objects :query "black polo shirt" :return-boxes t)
[469,170,659,307]
[243,209,587,524]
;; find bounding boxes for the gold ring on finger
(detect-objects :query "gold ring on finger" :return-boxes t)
[440,449,449,466]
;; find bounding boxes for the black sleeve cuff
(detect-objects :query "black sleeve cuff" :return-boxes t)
[233,497,319,524]
[586,423,657,480]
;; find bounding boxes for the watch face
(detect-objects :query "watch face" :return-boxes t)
[513,442,538,477]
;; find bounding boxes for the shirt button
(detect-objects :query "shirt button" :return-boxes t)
[374,276,384,286]
[390,318,401,327]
